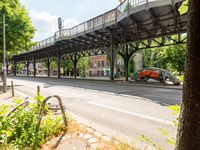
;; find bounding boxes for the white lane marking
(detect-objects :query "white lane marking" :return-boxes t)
[87,101,173,125]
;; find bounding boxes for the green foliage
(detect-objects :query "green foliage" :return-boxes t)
[142,49,153,68]
[61,59,73,75]
[50,61,57,70]
[77,57,90,78]
[179,0,188,15]
[140,134,163,150]
[0,96,69,149]
[169,105,181,115]
[169,105,180,127]
[139,36,186,75]
[141,105,181,149]
[178,75,184,82]
[155,44,186,75]
[158,128,176,146]
[129,58,135,74]
[0,0,35,62]
[143,45,186,75]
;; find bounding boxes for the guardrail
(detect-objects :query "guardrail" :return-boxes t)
[30,0,147,51]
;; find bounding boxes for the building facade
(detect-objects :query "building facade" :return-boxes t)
[87,55,110,77]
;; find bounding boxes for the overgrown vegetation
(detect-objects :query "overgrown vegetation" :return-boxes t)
[0,95,69,149]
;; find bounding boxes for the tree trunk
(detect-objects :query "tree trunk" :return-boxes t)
[175,1,200,149]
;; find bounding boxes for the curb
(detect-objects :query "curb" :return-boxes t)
[9,76,183,90]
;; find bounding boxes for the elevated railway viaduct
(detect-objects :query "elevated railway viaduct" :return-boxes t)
[12,0,187,81]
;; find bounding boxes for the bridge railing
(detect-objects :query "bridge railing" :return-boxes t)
[129,0,146,6]
[31,0,147,51]
[31,36,55,51]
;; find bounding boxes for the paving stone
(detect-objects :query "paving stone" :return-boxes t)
[65,134,72,139]
[101,135,111,142]
[79,124,85,128]
[90,143,99,149]
[56,139,87,150]
[46,141,50,145]
[78,133,84,138]
[93,131,102,138]
[61,136,66,142]
[83,133,92,139]
[86,127,94,133]
[114,140,120,145]
[145,145,154,150]
[88,137,98,144]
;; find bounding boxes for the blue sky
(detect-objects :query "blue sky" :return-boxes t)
[20,0,119,42]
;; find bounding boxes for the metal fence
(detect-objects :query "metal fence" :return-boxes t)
[30,0,147,51]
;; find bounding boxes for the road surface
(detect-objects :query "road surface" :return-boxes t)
[7,77,182,149]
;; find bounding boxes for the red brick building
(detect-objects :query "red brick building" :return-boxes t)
[87,55,110,77]
[87,54,125,78]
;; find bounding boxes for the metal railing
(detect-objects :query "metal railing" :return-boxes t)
[30,0,147,51]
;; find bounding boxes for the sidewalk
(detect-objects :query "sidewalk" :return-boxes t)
[0,84,13,105]
[42,121,125,150]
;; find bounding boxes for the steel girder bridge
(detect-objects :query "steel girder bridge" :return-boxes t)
[12,0,187,81]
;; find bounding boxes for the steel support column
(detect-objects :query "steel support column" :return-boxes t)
[47,59,50,77]
[73,54,78,78]
[13,60,17,76]
[33,57,36,77]
[57,49,61,78]
[124,45,129,81]
[26,62,29,76]
[110,35,115,81]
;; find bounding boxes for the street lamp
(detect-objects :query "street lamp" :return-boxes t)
[2,14,7,93]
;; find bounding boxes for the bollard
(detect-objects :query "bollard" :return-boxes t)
[37,86,40,95]
[11,81,14,97]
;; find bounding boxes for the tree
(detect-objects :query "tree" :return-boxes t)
[0,0,35,63]
[153,44,186,75]
[175,0,200,149]
[129,57,135,73]
[60,59,73,76]
[142,48,153,68]
[77,57,90,78]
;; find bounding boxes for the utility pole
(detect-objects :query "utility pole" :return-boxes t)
[3,14,7,93]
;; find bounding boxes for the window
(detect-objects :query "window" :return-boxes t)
[101,60,104,67]
[89,71,92,76]
[97,71,100,76]
[98,61,100,67]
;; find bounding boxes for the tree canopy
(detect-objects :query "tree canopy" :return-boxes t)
[141,36,186,75]
[0,0,35,62]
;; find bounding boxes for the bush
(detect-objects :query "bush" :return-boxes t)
[178,75,184,82]
[0,96,69,149]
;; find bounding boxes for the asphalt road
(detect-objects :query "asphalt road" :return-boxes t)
[7,76,182,149]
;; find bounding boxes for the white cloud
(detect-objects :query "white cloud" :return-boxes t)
[29,10,79,42]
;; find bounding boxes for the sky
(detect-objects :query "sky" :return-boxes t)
[20,0,119,42]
